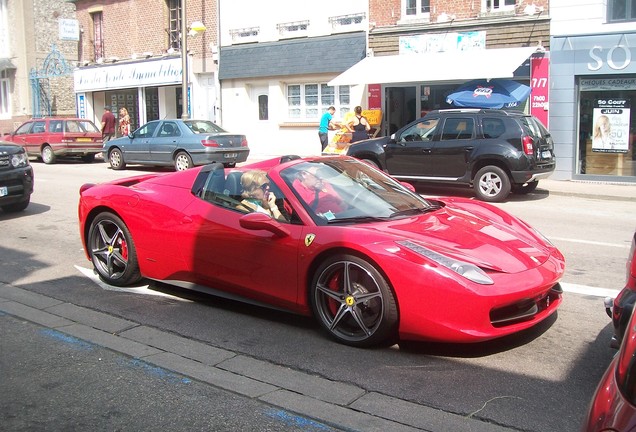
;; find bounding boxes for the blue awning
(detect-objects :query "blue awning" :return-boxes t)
[446,79,531,109]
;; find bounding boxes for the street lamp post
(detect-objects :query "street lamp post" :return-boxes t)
[180,0,189,119]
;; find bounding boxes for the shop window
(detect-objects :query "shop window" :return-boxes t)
[286,83,350,121]
[608,0,636,22]
[0,69,9,119]
[577,78,636,178]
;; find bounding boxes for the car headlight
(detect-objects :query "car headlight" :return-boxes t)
[397,240,494,285]
[11,153,29,168]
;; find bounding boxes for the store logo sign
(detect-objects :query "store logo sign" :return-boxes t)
[588,44,632,71]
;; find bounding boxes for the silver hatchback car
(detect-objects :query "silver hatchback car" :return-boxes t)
[103,119,249,171]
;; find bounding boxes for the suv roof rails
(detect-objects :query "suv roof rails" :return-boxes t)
[430,109,526,116]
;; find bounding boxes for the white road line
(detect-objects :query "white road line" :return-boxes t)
[561,282,620,298]
[75,265,191,302]
[550,236,631,249]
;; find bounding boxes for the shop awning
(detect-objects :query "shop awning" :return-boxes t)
[328,46,539,86]
[0,58,16,71]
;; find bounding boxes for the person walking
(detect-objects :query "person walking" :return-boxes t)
[101,106,116,143]
[318,106,340,153]
[347,106,371,143]
[118,107,131,137]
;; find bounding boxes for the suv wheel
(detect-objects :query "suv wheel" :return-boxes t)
[474,166,511,202]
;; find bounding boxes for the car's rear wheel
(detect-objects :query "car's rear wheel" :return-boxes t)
[1,197,30,213]
[474,165,511,202]
[41,145,56,164]
[88,212,141,286]
[511,180,539,194]
[174,151,193,171]
[310,254,398,347]
[108,148,126,170]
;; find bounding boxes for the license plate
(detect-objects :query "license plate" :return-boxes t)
[0,186,7,197]
[76,138,92,142]
[224,153,238,159]
[541,150,551,159]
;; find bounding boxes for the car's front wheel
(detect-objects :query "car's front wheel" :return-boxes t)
[108,148,126,170]
[88,212,141,286]
[474,165,511,202]
[41,145,56,164]
[174,151,193,171]
[310,254,398,347]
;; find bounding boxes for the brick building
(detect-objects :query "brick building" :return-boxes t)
[0,0,78,134]
[71,0,218,135]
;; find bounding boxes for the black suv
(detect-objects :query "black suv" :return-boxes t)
[0,142,34,213]
[346,109,556,202]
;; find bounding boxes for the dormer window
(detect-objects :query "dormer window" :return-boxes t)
[277,20,309,37]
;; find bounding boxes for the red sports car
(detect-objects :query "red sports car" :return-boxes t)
[78,155,565,347]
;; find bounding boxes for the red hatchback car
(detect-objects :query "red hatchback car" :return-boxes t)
[2,118,103,164]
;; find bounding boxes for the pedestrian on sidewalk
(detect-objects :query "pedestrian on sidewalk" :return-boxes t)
[101,106,116,143]
[318,106,341,153]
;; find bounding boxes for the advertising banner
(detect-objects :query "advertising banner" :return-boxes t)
[530,56,549,127]
[591,99,631,153]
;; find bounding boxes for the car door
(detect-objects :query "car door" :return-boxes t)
[23,120,47,156]
[125,121,159,162]
[384,117,439,177]
[8,122,34,154]
[149,121,181,164]
[427,116,477,179]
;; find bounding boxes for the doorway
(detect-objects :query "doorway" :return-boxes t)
[385,87,417,136]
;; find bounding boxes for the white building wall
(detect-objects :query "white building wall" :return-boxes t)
[219,0,368,158]
[551,0,636,35]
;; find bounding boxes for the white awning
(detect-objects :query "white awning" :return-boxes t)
[328,46,539,86]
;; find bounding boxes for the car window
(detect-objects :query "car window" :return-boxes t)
[77,120,100,133]
[482,118,506,139]
[185,120,224,134]
[15,122,33,135]
[32,121,46,134]
[49,120,63,133]
[441,117,474,140]
[65,121,81,133]
[158,122,181,137]
[398,118,439,142]
[135,122,160,138]
[518,116,543,139]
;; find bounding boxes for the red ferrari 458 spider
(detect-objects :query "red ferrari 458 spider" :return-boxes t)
[78,155,565,347]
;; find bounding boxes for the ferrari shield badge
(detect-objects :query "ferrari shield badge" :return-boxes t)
[305,233,316,247]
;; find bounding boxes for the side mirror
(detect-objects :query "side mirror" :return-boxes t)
[239,212,290,237]
[127,132,134,139]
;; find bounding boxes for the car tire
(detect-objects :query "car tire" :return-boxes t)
[474,165,511,202]
[81,154,96,163]
[511,180,539,194]
[108,148,126,170]
[310,254,398,347]
[41,145,56,164]
[88,212,142,286]
[174,151,193,171]
[1,197,30,213]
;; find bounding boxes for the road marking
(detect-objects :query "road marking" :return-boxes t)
[551,236,631,249]
[561,282,620,298]
[75,265,191,302]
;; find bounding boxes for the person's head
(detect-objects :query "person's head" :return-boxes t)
[354,106,362,115]
[298,166,324,191]
[241,170,270,200]
[119,107,128,116]
[328,106,336,115]
[104,105,111,112]
[594,115,611,138]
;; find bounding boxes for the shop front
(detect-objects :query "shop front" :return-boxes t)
[74,56,184,137]
[550,32,636,181]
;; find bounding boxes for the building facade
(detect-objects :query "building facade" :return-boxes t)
[550,0,635,182]
[0,0,78,135]
[72,0,219,136]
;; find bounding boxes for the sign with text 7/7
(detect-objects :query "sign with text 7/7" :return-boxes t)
[530,56,549,128]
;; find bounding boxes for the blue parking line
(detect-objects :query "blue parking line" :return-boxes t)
[39,329,95,351]
[265,408,334,431]
[123,358,192,384]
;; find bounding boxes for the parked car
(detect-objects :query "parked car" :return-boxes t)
[345,109,556,202]
[604,231,636,348]
[103,119,249,171]
[78,155,564,347]
[2,118,103,164]
[0,142,34,213]
[582,305,636,431]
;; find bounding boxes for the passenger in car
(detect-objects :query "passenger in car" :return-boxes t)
[236,170,284,221]
[292,166,345,215]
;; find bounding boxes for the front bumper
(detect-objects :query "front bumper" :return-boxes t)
[0,166,34,206]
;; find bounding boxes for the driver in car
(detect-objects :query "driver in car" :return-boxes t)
[292,166,345,216]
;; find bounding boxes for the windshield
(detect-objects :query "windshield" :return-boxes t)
[281,158,436,224]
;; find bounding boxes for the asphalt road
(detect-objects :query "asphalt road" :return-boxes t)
[1,159,635,431]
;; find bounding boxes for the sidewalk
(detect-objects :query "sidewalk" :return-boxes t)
[538,178,635,202]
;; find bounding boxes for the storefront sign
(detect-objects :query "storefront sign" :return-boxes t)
[591,99,630,153]
[399,31,485,54]
[76,93,86,118]
[59,19,80,41]
[74,58,182,92]
[367,84,381,110]
[530,56,549,127]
